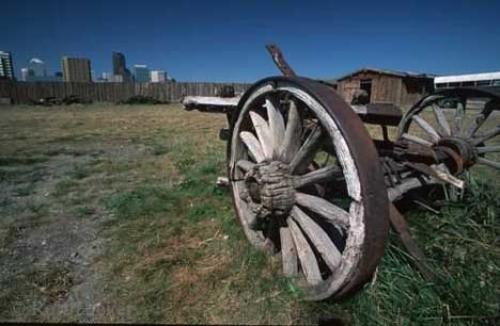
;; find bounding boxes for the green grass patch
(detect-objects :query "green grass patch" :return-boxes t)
[0,155,48,166]
[74,205,96,218]
[53,178,80,197]
[106,185,181,219]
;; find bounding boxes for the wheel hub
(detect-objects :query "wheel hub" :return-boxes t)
[436,136,477,172]
[245,161,295,217]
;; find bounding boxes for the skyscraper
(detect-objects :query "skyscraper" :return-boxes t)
[28,58,46,78]
[62,57,92,82]
[134,65,150,83]
[112,51,132,82]
[0,51,15,80]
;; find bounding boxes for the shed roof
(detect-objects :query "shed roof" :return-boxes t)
[337,67,435,81]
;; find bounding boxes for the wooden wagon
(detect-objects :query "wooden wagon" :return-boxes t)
[182,45,500,301]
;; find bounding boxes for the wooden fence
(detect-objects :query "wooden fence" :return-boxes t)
[0,81,251,104]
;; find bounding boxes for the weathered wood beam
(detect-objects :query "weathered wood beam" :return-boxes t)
[412,115,440,142]
[292,165,341,189]
[240,131,265,163]
[288,218,322,286]
[291,206,342,272]
[401,133,434,147]
[476,157,500,170]
[389,203,435,280]
[250,111,274,159]
[279,100,302,163]
[432,104,451,136]
[295,192,350,228]
[264,98,285,155]
[289,125,322,173]
[280,227,298,277]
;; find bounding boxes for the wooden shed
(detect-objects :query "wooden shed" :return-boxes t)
[336,68,434,108]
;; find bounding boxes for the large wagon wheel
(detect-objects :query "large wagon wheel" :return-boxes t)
[227,77,389,301]
[397,88,500,182]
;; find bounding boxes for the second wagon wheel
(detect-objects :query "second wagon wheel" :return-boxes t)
[397,88,500,189]
[227,76,389,301]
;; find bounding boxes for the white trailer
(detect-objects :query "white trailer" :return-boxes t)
[434,71,500,89]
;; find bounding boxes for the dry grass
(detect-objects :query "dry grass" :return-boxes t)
[0,103,498,325]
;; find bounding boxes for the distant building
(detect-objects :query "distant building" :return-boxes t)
[134,65,150,83]
[150,70,167,83]
[62,57,92,82]
[336,67,434,107]
[111,74,123,82]
[28,58,46,78]
[434,71,500,89]
[112,51,132,82]
[21,67,29,81]
[20,58,56,81]
[0,51,15,80]
[97,72,125,83]
[100,72,112,82]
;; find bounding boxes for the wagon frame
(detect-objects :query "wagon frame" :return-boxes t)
[182,45,500,301]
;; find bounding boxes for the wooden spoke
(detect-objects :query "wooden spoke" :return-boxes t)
[264,98,285,150]
[476,157,500,170]
[291,206,342,272]
[288,218,323,286]
[289,124,323,173]
[476,145,500,154]
[412,115,440,142]
[249,111,274,159]
[466,103,495,138]
[401,133,434,147]
[279,100,302,163]
[473,126,500,146]
[295,192,350,228]
[236,160,255,172]
[280,227,298,277]
[240,131,265,163]
[432,104,451,136]
[452,101,465,136]
[292,165,341,189]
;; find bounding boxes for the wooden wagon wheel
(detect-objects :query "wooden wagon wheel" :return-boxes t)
[397,88,500,179]
[227,77,389,301]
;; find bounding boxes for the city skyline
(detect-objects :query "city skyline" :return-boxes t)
[3,50,169,82]
[2,1,500,82]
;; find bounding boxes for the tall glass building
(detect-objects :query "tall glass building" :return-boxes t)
[28,58,47,78]
[112,52,132,82]
[0,51,15,80]
[134,65,150,83]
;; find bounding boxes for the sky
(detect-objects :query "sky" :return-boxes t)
[2,0,500,82]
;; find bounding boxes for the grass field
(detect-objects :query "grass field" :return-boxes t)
[0,103,498,325]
